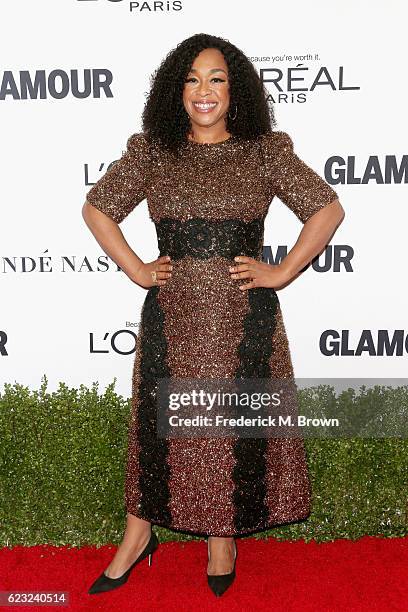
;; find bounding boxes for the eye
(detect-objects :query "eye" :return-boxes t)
[184,77,227,83]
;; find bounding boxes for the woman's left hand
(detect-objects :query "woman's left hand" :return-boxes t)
[229,256,290,291]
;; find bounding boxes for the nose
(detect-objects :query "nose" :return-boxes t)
[197,81,212,96]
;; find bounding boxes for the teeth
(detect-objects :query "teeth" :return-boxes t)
[194,102,217,109]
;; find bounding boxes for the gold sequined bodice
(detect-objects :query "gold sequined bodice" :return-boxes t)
[86,130,338,229]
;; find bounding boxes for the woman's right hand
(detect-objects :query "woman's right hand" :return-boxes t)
[131,255,173,288]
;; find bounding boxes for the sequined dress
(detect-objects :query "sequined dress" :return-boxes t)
[86,130,338,536]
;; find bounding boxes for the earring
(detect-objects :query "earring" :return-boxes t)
[228,102,238,121]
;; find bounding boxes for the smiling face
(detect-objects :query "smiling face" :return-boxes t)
[182,47,231,140]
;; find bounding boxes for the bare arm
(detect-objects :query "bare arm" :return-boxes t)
[82,202,172,287]
[278,198,345,282]
[229,198,345,290]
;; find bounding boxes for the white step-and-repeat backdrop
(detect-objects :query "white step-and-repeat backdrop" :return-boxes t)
[1,1,406,397]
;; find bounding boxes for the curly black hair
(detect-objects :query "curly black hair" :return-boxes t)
[142,33,275,155]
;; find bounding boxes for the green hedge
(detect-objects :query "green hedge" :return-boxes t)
[1,376,407,547]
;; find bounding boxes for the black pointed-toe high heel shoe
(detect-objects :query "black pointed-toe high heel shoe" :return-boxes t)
[88,529,159,595]
[206,537,237,597]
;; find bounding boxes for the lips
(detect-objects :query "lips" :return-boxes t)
[192,101,217,113]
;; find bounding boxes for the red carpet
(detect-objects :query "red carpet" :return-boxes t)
[1,535,408,611]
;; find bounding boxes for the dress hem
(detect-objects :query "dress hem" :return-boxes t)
[125,506,312,538]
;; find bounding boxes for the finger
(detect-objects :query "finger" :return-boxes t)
[150,270,163,285]
[157,263,173,271]
[150,273,167,286]
[157,255,171,263]
[229,264,251,273]
[234,256,254,264]
[238,279,257,290]
[155,270,172,279]
[230,270,253,279]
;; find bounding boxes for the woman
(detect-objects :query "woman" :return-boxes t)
[83,33,345,597]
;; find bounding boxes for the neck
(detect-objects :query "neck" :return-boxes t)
[187,126,231,144]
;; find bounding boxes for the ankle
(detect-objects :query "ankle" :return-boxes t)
[207,537,235,551]
[124,528,151,552]
[207,537,236,568]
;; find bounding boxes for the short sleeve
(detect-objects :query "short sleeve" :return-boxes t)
[260,130,338,224]
[85,132,151,224]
